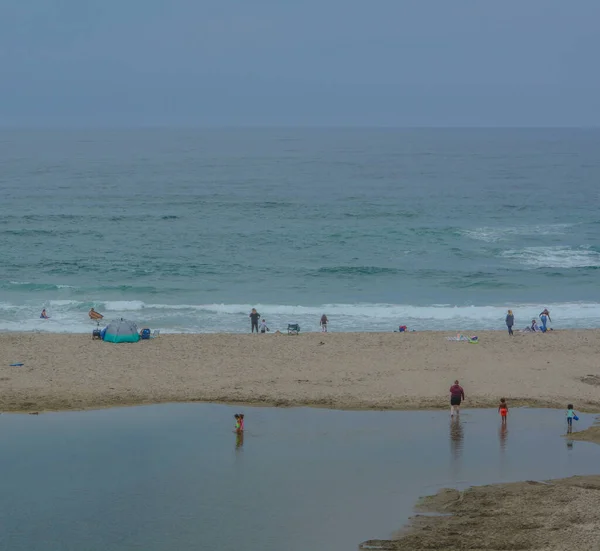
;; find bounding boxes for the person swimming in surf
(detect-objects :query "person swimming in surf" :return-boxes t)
[40,308,49,319]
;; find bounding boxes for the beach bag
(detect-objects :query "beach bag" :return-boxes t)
[140,328,151,340]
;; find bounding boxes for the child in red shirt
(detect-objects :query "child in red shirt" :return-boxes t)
[498,398,508,424]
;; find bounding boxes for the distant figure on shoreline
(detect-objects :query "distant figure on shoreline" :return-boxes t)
[40,308,49,319]
[449,380,465,417]
[249,308,260,333]
[89,308,104,320]
[498,398,508,424]
[530,318,539,332]
[505,310,514,336]
[320,314,328,333]
[259,319,269,333]
[539,309,551,332]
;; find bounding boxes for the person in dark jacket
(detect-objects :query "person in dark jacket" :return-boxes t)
[249,308,260,333]
[449,380,465,417]
[505,310,514,336]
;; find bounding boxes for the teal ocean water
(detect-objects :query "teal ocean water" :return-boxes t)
[1,128,599,333]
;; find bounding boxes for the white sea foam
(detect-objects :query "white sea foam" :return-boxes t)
[502,246,600,268]
[103,300,146,311]
[462,224,571,243]
[49,300,81,307]
[1,300,600,333]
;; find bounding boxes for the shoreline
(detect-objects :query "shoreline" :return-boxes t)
[362,422,600,550]
[2,330,600,413]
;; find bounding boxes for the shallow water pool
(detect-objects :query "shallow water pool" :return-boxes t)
[0,404,598,551]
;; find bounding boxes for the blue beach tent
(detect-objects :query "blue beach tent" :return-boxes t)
[103,318,140,343]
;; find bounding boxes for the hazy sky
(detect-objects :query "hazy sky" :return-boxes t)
[1,0,599,126]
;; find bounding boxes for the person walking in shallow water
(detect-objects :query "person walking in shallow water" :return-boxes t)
[449,380,465,417]
[505,310,514,336]
[498,398,508,424]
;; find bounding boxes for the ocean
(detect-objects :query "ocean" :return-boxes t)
[1,128,599,334]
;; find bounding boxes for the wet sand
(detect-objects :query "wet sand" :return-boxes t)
[361,423,600,551]
[1,330,600,412]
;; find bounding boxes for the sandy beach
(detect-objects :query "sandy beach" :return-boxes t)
[363,475,600,550]
[1,329,599,413]
[3,329,600,550]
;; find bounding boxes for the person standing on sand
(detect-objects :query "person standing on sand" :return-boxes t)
[249,308,260,333]
[449,380,465,417]
[539,309,551,332]
[320,314,328,333]
[505,310,514,336]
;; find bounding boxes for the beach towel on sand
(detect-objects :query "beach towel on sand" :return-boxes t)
[446,334,479,343]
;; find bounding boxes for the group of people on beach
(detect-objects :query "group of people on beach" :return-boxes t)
[505,308,552,336]
[449,379,577,432]
[451,381,509,426]
[249,308,329,333]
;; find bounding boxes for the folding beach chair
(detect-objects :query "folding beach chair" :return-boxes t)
[151,329,160,338]
[287,324,300,335]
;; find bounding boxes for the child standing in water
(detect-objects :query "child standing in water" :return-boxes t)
[498,398,508,424]
[566,404,578,433]
[234,413,245,433]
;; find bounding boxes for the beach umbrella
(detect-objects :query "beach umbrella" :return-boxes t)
[103,318,140,343]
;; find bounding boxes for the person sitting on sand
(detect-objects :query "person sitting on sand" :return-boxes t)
[498,398,508,424]
[320,314,328,333]
[40,308,49,319]
[530,319,539,332]
[89,308,104,320]
[449,380,465,417]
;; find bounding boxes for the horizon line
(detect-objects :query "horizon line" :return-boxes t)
[1,124,599,131]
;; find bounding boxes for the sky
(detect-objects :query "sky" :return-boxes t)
[1,0,599,127]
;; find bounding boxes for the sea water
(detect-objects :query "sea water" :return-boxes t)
[0,405,598,551]
[1,128,599,333]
